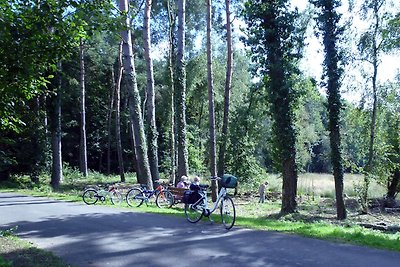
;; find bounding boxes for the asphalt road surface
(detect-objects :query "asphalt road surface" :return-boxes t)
[1,192,400,267]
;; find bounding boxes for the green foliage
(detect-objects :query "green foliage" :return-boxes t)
[294,77,329,172]
[0,256,12,267]
[0,227,18,238]
[383,12,400,51]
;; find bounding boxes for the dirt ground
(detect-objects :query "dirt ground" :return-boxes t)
[235,192,400,232]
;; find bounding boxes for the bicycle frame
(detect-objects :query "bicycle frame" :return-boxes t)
[194,186,227,215]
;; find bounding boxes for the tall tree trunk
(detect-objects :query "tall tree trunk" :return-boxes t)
[313,0,346,219]
[175,0,189,178]
[255,2,298,214]
[218,0,233,178]
[206,0,218,201]
[115,42,125,182]
[51,62,63,190]
[107,66,116,175]
[363,0,382,213]
[119,0,152,189]
[144,0,160,182]
[167,0,176,185]
[79,38,88,177]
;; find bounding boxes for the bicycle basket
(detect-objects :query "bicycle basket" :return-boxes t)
[220,174,238,188]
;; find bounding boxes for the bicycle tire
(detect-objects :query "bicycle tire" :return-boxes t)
[126,188,145,207]
[155,190,174,208]
[220,196,236,230]
[82,189,98,205]
[110,190,123,205]
[185,203,203,223]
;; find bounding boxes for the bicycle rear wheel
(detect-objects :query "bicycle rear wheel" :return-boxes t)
[82,189,98,205]
[110,190,123,205]
[220,196,236,229]
[185,203,203,223]
[126,188,145,207]
[155,190,174,208]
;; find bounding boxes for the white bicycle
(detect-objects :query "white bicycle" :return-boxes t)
[184,176,237,230]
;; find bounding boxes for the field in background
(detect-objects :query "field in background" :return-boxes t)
[248,173,387,200]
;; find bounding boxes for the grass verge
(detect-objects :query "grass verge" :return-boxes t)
[0,229,71,267]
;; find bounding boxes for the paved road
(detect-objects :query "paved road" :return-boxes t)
[1,192,400,267]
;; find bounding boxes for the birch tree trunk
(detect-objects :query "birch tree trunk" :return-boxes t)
[119,0,152,189]
[362,0,384,213]
[175,0,189,178]
[79,38,88,177]
[115,42,125,182]
[206,0,218,201]
[218,0,233,178]
[144,0,160,182]
[167,0,176,184]
[51,62,63,189]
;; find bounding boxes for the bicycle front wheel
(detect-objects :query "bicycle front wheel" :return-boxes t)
[156,190,174,208]
[110,190,123,205]
[126,188,145,207]
[220,196,236,229]
[185,203,203,223]
[82,189,98,205]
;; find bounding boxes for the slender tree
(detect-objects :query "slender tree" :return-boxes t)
[313,0,347,220]
[143,0,160,182]
[217,0,233,178]
[206,0,218,201]
[79,37,88,177]
[175,0,189,178]
[115,42,125,182]
[167,0,177,184]
[358,0,389,212]
[107,66,115,175]
[119,0,153,189]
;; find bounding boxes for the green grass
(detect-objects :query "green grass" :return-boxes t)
[0,171,399,265]
[0,228,71,267]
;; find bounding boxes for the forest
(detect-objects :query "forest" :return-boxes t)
[0,0,399,219]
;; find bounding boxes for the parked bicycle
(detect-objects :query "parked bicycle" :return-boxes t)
[126,181,173,208]
[82,184,123,205]
[184,175,237,230]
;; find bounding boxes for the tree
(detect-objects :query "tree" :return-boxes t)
[79,38,88,177]
[357,0,387,212]
[312,0,347,220]
[143,0,160,181]
[175,0,189,178]
[166,0,177,184]
[243,0,303,213]
[206,0,218,201]
[50,62,63,190]
[119,0,153,189]
[115,42,125,182]
[217,0,233,178]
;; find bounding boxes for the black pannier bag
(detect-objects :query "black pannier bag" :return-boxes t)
[220,174,238,188]
[182,190,201,204]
